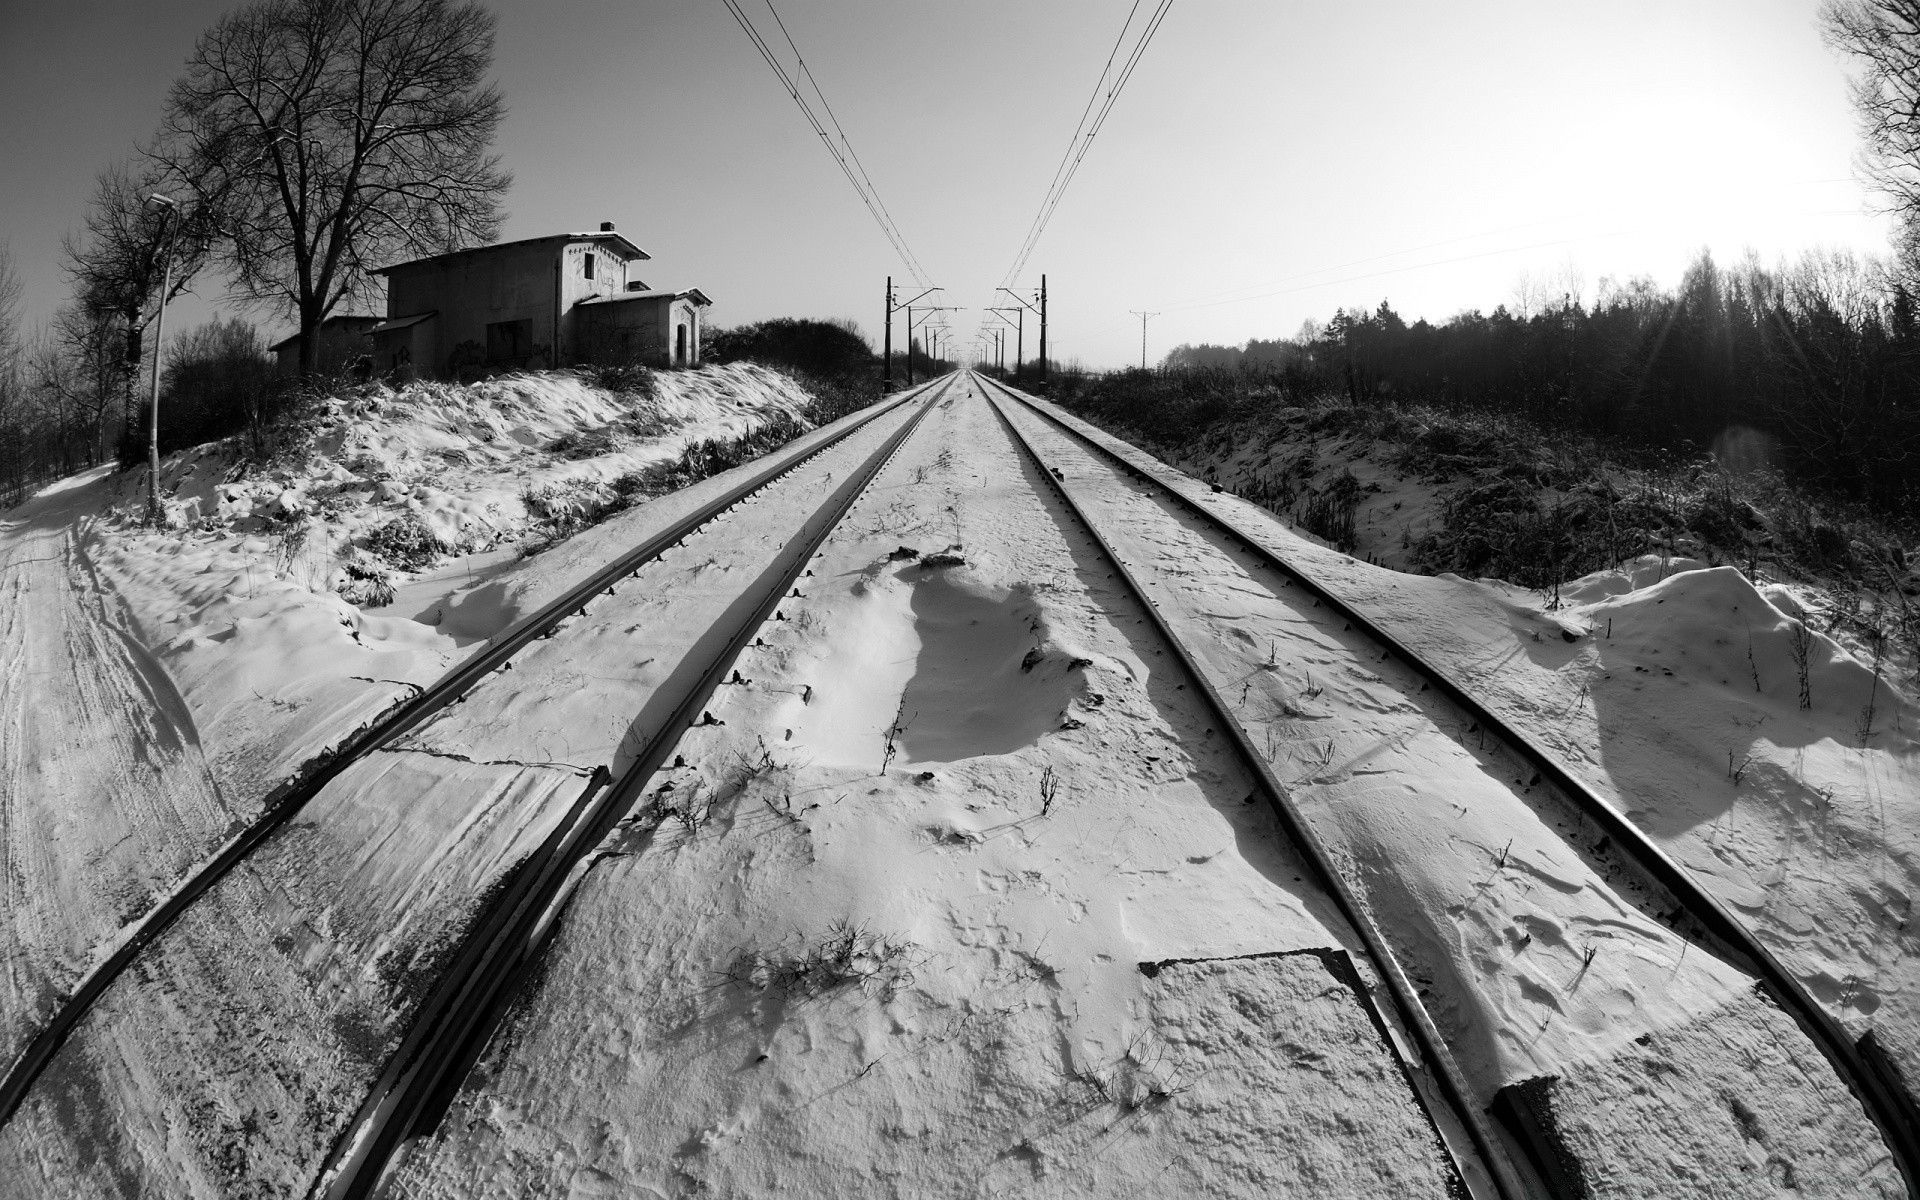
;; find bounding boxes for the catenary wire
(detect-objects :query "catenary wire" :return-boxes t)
[719,0,931,286]
[1000,0,1173,289]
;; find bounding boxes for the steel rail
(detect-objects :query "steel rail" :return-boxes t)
[0,375,953,1131]
[977,371,1920,1197]
[311,377,954,1199]
[977,378,1528,1200]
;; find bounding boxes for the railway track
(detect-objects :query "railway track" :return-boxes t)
[9,368,1911,1197]
[0,374,954,1139]
[975,370,1920,1198]
[311,377,952,1198]
[978,376,1524,1199]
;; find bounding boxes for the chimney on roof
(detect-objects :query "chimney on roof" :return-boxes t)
[600,221,615,232]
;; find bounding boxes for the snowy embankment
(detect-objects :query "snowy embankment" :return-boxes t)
[0,364,817,1078]
[1080,401,1920,1083]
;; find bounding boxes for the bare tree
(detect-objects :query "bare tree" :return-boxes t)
[64,161,211,437]
[30,306,127,466]
[1824,1,1920,279]
[0,242,29,504]
[154,0,510,373]
[0,240,22,378]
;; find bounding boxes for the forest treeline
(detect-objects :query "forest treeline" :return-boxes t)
[1142,250,1920,515]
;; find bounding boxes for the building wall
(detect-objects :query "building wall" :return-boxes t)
[385,241,558,377]
[273,319,380,375]
[369,317,437,383]
[670,301,702,366]
[557,241,645,361]
[577,296,707,368]
[384,238,649,378]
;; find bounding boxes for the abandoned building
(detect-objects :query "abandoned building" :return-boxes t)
[269,314,382,375]
[366,223,712,380]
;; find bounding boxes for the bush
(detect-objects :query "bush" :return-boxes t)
[705,317,876,382]
[123,317,279,462]
[362,511,451,572]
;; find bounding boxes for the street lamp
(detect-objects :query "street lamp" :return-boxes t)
[144,194,178,522]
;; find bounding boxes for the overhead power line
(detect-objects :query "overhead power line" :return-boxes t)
[1000,0,1174,289]
[720,0,931,286]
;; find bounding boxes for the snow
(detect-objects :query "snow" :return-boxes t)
[0,364,842,1193]
[0,467,232,1073]
[379,376,1461,1197]
[3,370,1916,1196]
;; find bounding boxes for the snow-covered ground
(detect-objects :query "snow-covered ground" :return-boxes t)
[2,369,1914,1197]
[997,388,1900,1196]
[0,364,830,1184]
[1048,391,1920,1092]
[380,375,1465,1198]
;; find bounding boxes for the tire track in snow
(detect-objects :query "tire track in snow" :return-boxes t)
[0,477,232,1075]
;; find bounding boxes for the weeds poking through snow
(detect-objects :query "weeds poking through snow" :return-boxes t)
[1789,620,1815,711]
[652,780,712,833]
[1727,749,1753,785]
[880,696,914,774]
[1746,621,1763,694]
[724,736,788,799]
[1038,766,1059,817]
[1302,672,1323,700]
[1860,629,1886,746]
[727,920,918,1003]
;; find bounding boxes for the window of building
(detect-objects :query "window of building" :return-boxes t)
[583,252,596,281]
[486,318,534,364]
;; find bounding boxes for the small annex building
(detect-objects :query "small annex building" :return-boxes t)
[366,222,711,381]
[269,314,382,375]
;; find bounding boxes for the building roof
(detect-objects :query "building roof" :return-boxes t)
[267,314,381,352]
[374,231,651,275]
[578,287,713,307]
[365,310,439,336]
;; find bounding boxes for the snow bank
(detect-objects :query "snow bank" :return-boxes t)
[0,365,827,1085]
[79,363,823,809]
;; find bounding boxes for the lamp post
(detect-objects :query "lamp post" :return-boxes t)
[145,194,178,523]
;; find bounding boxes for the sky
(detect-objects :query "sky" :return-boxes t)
[0,0,1898,369]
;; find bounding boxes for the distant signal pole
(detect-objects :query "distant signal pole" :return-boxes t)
[1130,310,1160,371]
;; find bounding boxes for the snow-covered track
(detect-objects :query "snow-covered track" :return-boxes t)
[978,375,1528,1199]
[976,371,1920,1197]
[0,375,954,1136]
[310,377,955,1199]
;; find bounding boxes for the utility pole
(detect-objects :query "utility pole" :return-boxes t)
[993,293,1033,382]
[908,306,960,382]
[883,276,891,389]
[891,283,940,389]
[145,194,178,523]
[1130,310,1160,371]
[1039,275,1048,386]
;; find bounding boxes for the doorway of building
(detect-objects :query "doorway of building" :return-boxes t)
[675,323,688,366]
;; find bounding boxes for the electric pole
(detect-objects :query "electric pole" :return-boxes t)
[1039,274,1048,385]
[993,292,1036,383]
[1130,310,1160,371]
[890,283,940,389]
